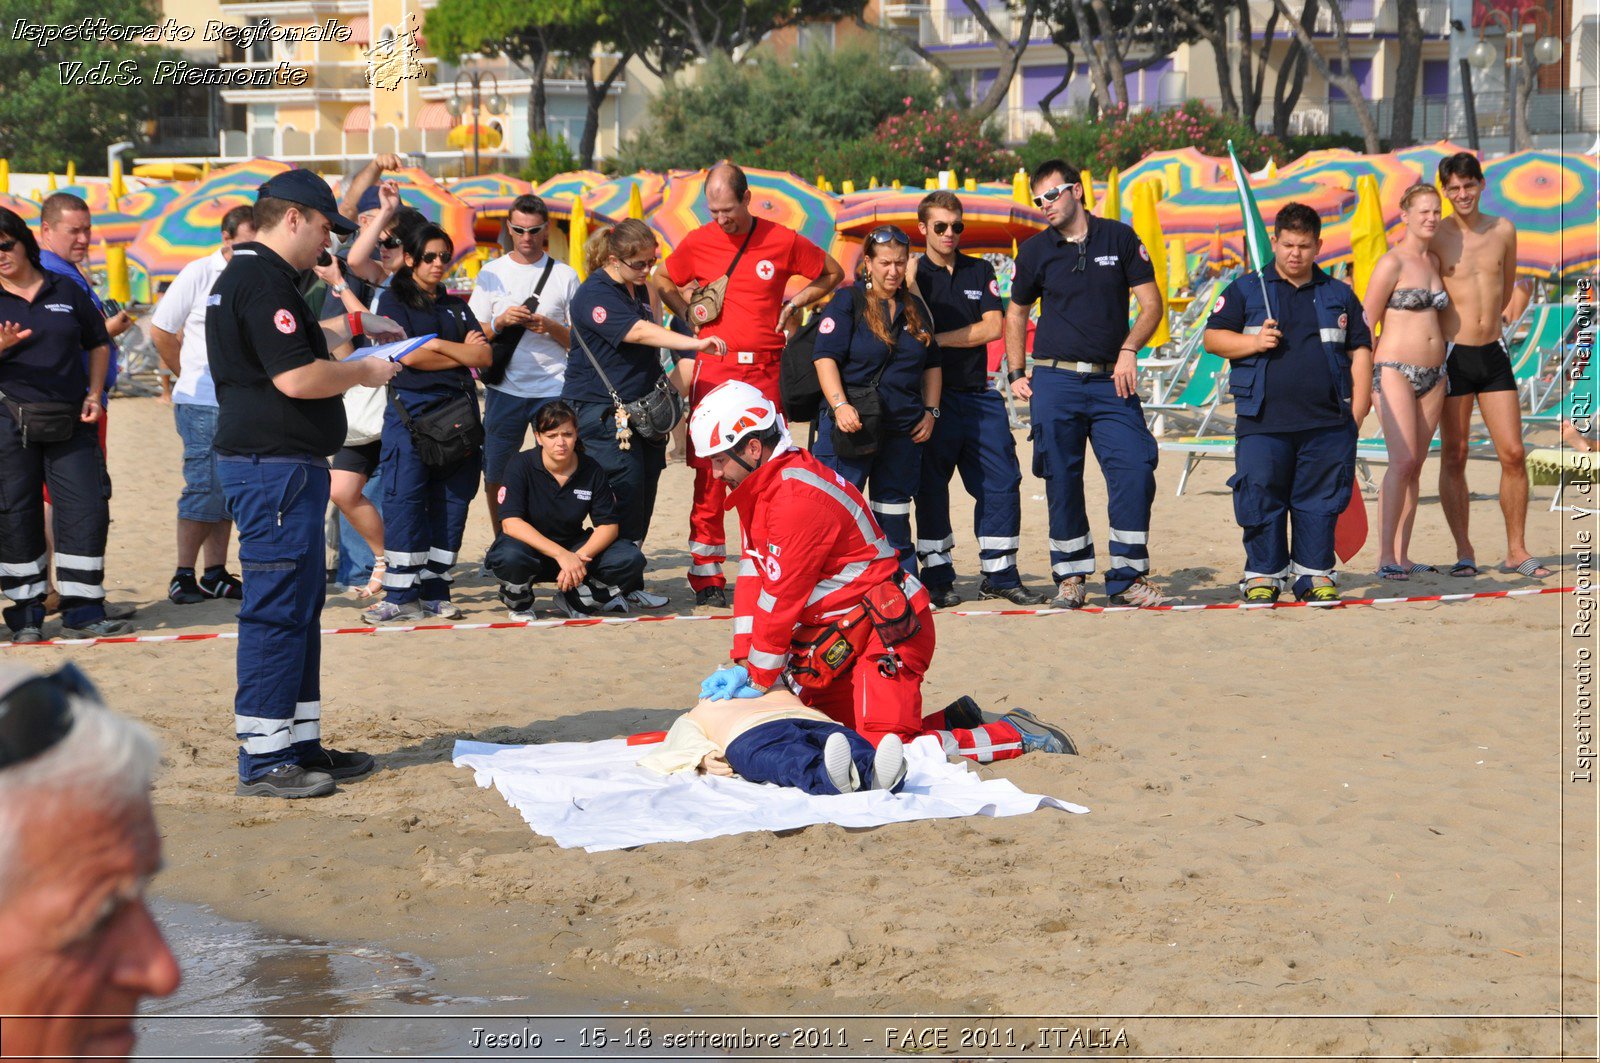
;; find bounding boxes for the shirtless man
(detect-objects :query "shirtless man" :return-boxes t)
[1433,153,1551,579]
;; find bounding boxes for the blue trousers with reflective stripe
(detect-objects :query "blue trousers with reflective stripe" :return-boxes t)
[1229,423,1356,596]
[218,455,328,782]
[723,717,883,796]
[812,410,921,576]
[379,416,480,605]
[1028,368,1159,597]
[914,389,1024,591]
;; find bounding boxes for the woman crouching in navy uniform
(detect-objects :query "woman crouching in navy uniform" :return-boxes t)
[562,220,722,608]
[0,207,125,641]
[366,223,490,623]
[812,225,942,574]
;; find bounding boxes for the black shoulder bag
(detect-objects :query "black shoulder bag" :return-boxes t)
[481,257,555,387]
[829,292,933,461]
[571,326,684,448]
[388,380,484,468]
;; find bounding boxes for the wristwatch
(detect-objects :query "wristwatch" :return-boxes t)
[331,283,349,296]
[926,406,941,419]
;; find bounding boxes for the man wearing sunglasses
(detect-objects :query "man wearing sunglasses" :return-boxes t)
[0,663,181,1059]
[470,194,581,537]
[1007,159,1174,609]
[655,162,845,610]
[908,191,1043,608]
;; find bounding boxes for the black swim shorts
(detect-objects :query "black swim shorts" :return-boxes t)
[1444,340,1517,396]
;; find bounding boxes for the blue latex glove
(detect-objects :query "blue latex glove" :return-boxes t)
[699,665,752,701]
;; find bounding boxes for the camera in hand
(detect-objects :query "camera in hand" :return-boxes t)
[101,299,122,319]
[317,250,334,268]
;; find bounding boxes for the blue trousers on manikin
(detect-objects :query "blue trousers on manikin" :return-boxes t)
[379,410,480,606]
[1229,423,1357,597]
[218,454,330,783]
[812,409,921,576]
[723,717,891,795]
[913,388,1024,591]
[1028,367,1158,596]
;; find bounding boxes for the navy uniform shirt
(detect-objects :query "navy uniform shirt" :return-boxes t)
[1206,266,1373,435]
[0,271,108,404]
[914,252,1002,392]
[812,283,939,433]
[40,248,118,393]
[1011,216,1156,363]
[374,287,481,404]
[563,271,662,405]
[499,447,621,550]
[206,242,346,457]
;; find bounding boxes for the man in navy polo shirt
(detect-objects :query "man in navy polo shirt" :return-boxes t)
[1005,159,1171,609]
[910,190,1042,607]
[1202,202,1373,605]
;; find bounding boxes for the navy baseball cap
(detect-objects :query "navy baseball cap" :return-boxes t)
[257,170,358,235]
[356,185,384,214]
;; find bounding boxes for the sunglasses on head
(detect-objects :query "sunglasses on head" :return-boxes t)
[378,235,402,250]
[0,240,17,253]
[931,221,965,236]
[867,226,911,247]
[508,222,547,237]
[0,663,96,771]
[1032,181,1078,208]
[623,257,657,272]
[416,251,450,265]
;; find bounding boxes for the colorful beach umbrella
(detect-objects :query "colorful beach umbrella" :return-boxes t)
[178,157,293,203]
[534,170,606,201]
[128,191,256,282]
[1300,153,1426,263]
[581,172,667,222]
[650,167,837,260]
[1480,150,1600,278]
[450,173,533,206]
[0,194,38,223]
[834,191,1048,253]
[1129,183,1170,347]
[1157,176,1354,257]
[379,168,476,265]
[1119,148,1227,214]
[1394,140,1477,186]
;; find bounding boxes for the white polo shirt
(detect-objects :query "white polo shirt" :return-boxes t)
[149,249,228,407]
[468,251,580,399]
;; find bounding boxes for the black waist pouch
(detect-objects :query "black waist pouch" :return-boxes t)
[2,395,78,446]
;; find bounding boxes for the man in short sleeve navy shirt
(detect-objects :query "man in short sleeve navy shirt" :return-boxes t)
[209,170,401,799]
[909,191,1042,607]
[1202,202,1373,605]
[1005,159,1170,609]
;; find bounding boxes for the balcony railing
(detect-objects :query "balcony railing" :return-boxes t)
[1245,0,1451,38]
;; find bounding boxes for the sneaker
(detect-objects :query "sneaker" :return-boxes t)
[1050,576,1087,610]
[979,580,1045,606]
[693,586,727,609]
[507,604,537,621]
[1108,576,1180,608]
[298,746,376,781]
[1001,707,1079,755]
[198,569,244,600]
[600,593,631,614]
[422,600,463,620]
[1297,577,1343,606]
[235,763,336,799]
[104,601,138,621]
[549,590,588,618]
[928,587,963,609]
[10,626,44,645]
[169,572,206,604]
[941,695,986,731]
[627,588,671,609]
[822,731,860,794]
[871,733,907,791]
[361,600,424,624]
[1240,578,1281,604]
[61,617,133,637]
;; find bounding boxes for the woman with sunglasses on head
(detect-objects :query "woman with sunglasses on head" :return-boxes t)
[811,225,942,575]
[364,224,491,623]
[0,208,125,641]
[563,220,724,609]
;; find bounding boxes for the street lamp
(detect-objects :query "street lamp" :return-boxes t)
[1469,5,1563,153]
[447,64,505,177]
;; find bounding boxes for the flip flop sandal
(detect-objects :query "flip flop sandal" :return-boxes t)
[1377,564,1410,581]
[1408,563,1439,574]
[1449,559,1479,578]
[1499,558,1553,579]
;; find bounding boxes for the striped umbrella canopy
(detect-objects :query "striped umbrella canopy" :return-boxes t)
[45,184,183,244]
[378,168,476,265]
[835,190,1048,253]
[1119,147,1228,210]
[177,157,294,203]
[450,173,533,205]
[1157,176,1355,256]
[1294,153,1428,263]
[1480,150,1600,278]
[127,191,255,282]
[650,167,838,260]
[581,171,668,220]
[1280,147,1361,175]
[534,170,606,201]
[1394,140,1477,185]
[0,195,40,224]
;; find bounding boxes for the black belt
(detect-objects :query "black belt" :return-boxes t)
[1035,357,1116,374]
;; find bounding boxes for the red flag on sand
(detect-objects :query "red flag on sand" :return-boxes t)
[1335,480,1367,563]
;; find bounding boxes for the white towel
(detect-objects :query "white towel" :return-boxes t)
[453,735,1089,852]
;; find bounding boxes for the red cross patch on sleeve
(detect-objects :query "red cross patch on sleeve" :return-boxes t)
[273,309,296,334]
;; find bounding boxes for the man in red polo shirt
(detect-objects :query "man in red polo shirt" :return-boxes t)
[655,162,844,609]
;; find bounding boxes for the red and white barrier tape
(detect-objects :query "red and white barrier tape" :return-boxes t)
[0,585,1573,650]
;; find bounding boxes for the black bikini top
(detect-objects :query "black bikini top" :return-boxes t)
[1388,287,1449,311]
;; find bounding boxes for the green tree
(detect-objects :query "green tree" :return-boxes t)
[426,0,556,146]
[0,0,177,173]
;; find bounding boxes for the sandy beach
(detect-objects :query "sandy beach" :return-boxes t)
[29,393,1594,1057]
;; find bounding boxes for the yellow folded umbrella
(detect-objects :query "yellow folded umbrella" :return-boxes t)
[1012,168,1029,207]
[1102,167,1121,223]
[569,197,589,281]
[626,182,644,220]
[1130,183,1170,347]
[1350,174,1387,301]
[1079,169,1095,211]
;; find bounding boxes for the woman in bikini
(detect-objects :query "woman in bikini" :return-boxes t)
[1359,183,1450,580]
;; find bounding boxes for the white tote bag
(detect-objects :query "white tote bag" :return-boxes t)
[342,384,386,446]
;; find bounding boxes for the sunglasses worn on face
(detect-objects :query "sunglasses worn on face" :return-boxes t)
[1032,182,1078,208]
[867,226,911,247]
[931,221,965,236]
[0,240,16,253]
[508,222,547,237]
[0,663,97,771]
[623,257,657,272]
[417,251,449,265]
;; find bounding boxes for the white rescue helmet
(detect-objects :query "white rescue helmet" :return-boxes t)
[690,380,779,459]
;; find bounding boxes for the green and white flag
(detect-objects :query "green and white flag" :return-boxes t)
[1227,139,1274,315]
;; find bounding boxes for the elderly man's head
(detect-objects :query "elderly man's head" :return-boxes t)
[0,664,179,1060]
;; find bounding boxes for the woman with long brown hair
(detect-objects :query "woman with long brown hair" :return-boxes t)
[811,225,943,574]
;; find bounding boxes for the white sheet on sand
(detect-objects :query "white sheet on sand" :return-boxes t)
[452,735,1089,853]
